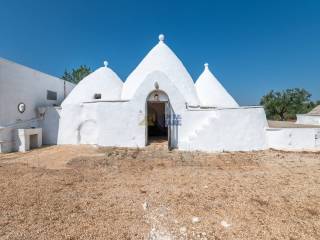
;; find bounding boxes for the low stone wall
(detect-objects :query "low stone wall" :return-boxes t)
[296,114,320,125]
[266,128,320,151]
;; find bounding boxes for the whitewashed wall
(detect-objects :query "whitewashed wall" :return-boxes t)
[40,107,62,145]
[180,107,268,152]
[58,71,187,147]
[54,68,320,152]
[0,58,74,127]
[266,128,320,151]
[58,70,269,152]
[296,114,320,125]
[0,58,75,152]
[58,102,142,147]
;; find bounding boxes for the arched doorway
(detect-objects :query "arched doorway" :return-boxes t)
[146,90,172,148]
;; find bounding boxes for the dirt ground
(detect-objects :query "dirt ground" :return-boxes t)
[0,144,320,240]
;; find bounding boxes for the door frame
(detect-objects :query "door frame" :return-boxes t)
[145,90,171,148]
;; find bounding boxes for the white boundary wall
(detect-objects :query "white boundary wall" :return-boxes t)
[266,128,320,151]
[296,114,320,125]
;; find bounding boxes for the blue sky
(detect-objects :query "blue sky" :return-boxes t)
[1,0,319,105]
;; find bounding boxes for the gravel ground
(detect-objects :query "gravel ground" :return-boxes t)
[0,145,319,240]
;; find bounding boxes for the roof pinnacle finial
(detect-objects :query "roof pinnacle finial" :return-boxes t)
[204,63,209,69]
[159,34,165,42]
[103,60,108,67]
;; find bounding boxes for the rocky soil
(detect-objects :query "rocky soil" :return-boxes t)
[0,144,319,239]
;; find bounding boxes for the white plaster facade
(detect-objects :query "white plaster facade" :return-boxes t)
[266,128,320,151]
[0,58,75,152]
[57,35,270,152]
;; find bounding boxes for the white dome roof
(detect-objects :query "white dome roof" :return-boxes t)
[195,64,239,108]
[122,36,199,105]
[62,65,123,106]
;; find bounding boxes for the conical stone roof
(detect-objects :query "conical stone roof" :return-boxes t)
[122,35,199,105]
[195,63,238,108]
[62,62,123,106]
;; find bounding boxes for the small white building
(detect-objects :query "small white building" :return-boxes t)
[0,58,75,152]
[57,35,268,152]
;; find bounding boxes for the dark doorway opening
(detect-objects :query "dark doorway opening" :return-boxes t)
[147,102,168,143]
[29,135,38,149]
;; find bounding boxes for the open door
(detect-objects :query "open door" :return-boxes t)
[147,102,167,139]
[146,90,172,149]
